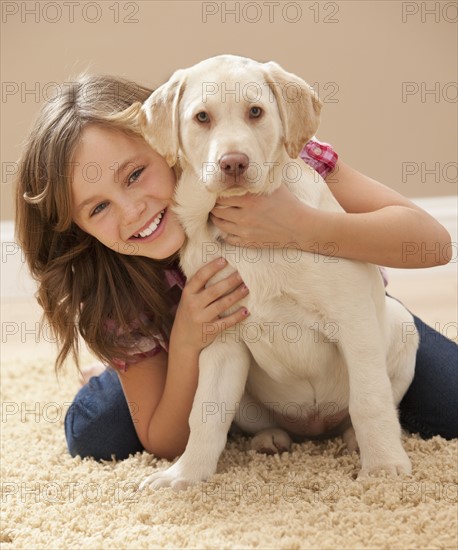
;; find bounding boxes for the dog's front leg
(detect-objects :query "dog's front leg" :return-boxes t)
[140,339,251,491]
[338,311,412,478]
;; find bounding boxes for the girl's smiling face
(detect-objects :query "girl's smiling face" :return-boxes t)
[72,124,185,259]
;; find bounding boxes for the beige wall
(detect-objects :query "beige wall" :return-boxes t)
[1,0,457,221]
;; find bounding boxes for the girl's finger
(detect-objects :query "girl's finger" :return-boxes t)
[209,212,238,230]
[202,270,243,303]
[203,306,250,340]
[207,282,249,319]
[186,257,228,292]
[214,195,246,207]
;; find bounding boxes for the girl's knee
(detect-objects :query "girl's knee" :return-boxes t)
[64,372,144,461]
[64,389,108,460]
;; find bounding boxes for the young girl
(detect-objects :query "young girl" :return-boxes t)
[15,75,457,462]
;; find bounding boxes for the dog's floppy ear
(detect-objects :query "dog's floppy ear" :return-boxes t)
[139,69,187,167]
[263,61,322,159]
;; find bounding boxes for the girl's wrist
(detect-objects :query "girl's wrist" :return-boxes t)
[296,205,344,258]
[170,321,207,356]
[169,331,202,360]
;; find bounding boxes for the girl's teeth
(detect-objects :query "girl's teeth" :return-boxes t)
[140,224,156,238]
[135,210,164,238]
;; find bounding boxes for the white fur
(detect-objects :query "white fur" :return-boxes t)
[138,55,419,491]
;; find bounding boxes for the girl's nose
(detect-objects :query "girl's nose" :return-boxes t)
[120,197,146,226]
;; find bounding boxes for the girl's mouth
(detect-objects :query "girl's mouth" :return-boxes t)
[130,208,166,241]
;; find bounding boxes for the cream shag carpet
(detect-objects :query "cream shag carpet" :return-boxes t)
[1,356,457,550]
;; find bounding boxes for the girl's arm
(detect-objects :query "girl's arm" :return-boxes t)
[210,159,452,268]
[117,347,198,460]
[118,258,249,460]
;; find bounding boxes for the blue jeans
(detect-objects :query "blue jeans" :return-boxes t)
[64,314,458,461]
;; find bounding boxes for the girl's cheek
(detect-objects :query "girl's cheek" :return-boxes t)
[104,219,118,241]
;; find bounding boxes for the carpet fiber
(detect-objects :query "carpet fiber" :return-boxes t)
[1,356,457,549]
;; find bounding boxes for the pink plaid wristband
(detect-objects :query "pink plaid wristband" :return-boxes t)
[299,138,339,179]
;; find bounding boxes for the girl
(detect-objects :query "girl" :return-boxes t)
[15,75,457,462]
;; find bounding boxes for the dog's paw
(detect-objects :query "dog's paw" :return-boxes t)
[358,450,412,479]
[342,426,359,454]
[139,464,202,492]
[250,428,292,455]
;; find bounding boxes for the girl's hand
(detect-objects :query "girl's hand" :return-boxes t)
[210,184,313,248]
[170,258,250,353]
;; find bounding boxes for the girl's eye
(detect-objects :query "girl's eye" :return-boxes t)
[91,202,108,217]
[196,111,210,123]
[249,106,263,119]
[128,167,144,184]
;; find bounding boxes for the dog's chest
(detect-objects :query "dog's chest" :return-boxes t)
[242,297,342,378]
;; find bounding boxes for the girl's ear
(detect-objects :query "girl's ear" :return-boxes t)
[139,69,187,167]
[263,61,322,159]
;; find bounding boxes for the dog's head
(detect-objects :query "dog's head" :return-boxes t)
[131,55,322,195]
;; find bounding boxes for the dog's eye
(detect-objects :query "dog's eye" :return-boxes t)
[196,111,210,123]
[249,107,263,119]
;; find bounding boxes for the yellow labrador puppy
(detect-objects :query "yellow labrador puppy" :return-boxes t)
[118,55,419,490]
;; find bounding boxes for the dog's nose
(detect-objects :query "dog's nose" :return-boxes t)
[219,153,249,176]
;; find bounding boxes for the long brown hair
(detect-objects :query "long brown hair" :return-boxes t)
[15,74,177,372]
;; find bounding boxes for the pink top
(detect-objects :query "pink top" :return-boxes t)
[110,138,369,370]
